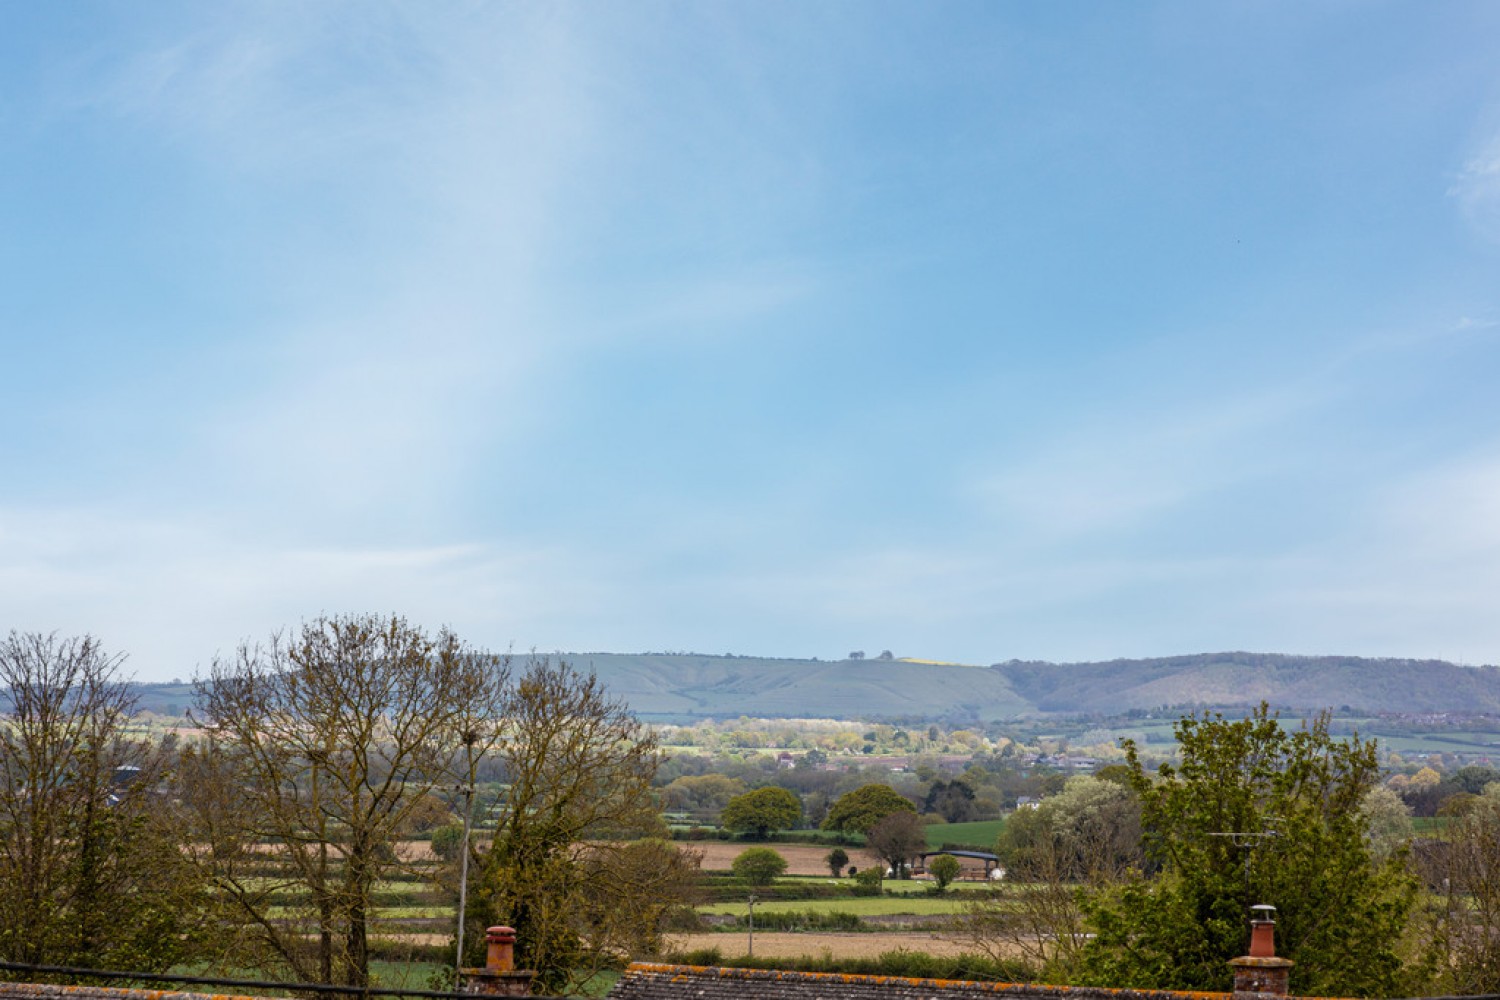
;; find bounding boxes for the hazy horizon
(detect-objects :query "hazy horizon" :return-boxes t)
[4,4,1500,682]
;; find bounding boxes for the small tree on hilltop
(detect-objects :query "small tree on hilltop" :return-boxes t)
[732,847,787,887]
[721,786,802,839]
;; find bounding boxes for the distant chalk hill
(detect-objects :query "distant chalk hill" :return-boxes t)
[121,650,1500,722]
[535,650,1500,722]
[567,653,1031,722]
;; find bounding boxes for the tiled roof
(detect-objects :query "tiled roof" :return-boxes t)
[608,963,1239,1000]
[0,986,271,1000]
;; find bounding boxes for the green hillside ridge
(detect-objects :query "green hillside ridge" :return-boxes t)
[563,652,1033,722]
[997,651,1500,715]
[116,650,1500,722]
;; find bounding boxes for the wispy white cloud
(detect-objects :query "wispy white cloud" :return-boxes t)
[71,6,835,526]
[1244,450,1500,663]
[0,503,601,676]
[1450,129,1500,243]
[9,4,1500,677]
[1453,315,1498,332]
[600,261,819,346]
[975,388,1312,540]
[63,9,610,520]
[1376,452,1500,555]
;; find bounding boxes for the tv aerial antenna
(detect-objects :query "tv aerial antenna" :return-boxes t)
[1207,824,1279,894]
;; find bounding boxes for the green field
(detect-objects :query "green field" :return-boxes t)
[924,819,1004,850]
[699,895,972,917]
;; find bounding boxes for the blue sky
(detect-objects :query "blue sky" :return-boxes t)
[4,3,1500,681]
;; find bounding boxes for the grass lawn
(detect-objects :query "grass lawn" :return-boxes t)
[373,905,452,918]
[699,894,971,917]
[267,904,451,919]
[368,960,445,988]
[767,877,989,896]
[232,877,433,895]
[169,961,615,998]
[924,819,1004,850]
[882,879,991,895]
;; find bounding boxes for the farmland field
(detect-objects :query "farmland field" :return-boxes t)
[665,932,993,960]
[699,895,972,917]
[693,842,882,875]
[924,820,1004,850]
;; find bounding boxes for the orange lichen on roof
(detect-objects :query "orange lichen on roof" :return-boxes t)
[0,991,271,1000]
[620,963,1350,1000]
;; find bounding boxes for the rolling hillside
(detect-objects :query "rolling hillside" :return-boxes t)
[561,653,1033,722]
[995,651,1500,716]
[579,651,1500,720]
[113,650,1500,722]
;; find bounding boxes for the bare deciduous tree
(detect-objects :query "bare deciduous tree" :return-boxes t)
[952,829,1100,981]
[867,810,927,879]
[950,775,1143,982]
[1418,800,1500,993]
[187,613,507,987]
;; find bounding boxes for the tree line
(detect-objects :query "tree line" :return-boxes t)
[14,619,1500,999]
[699,705,1500,997]
[0,617,694,996]
[951,705,1500,998]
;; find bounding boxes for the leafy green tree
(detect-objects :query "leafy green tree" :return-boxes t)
[661,774,747,822]
[961,776,1139,982]
[469,658,665,995]
[852,865,884,896]
[721,786,802,839]
[826,847,849,876]
[1450,765,1500,795]
[821,783,916,834]
[1438,792,1482,817]
[1078,705,1416,997]
[570,839,703,962]
[956,806,1103,983]
[929,854,961,892]
[997,775,1142,881]
[923,779,978,823]
[732,846,787,887]
[0,632,211,972]
[430,822,465,863]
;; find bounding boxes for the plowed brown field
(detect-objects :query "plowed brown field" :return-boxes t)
[692,842,881,875]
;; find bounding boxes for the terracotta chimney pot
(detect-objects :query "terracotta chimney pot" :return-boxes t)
[1232,905,1293,997]
[1249,919,1276,958]
[486,925,516,972]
